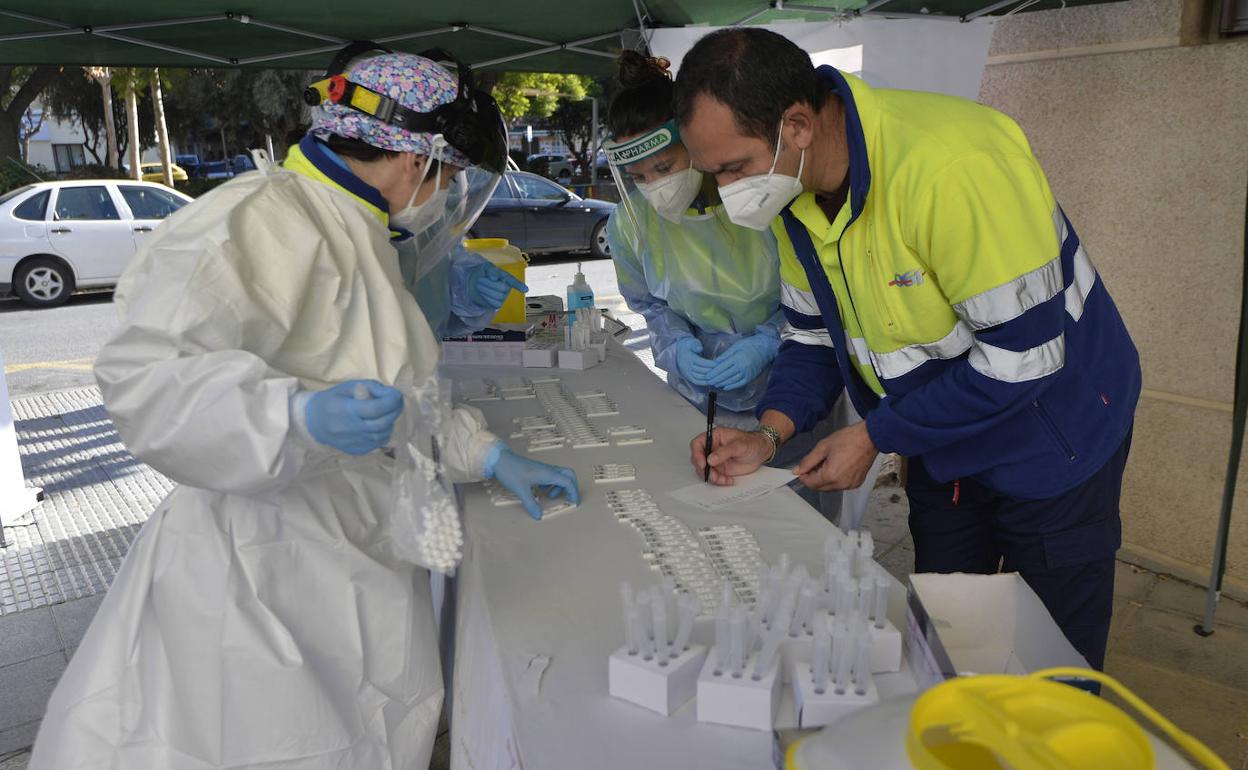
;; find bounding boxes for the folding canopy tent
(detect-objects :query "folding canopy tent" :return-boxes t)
[0,0,1238,632]
[0,0,1116,72]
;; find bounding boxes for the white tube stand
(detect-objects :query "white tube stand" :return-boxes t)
[557,349,599,370]
[0,351,41,542]
[791,662,880,728]
[869,619,903,674]
[696,650,781,731]
[608,644,707,716]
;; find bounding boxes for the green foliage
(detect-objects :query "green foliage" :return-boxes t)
[174,177,228,199]
[60,163,126,180]
[491,72,592,123]
[0,158,49,195]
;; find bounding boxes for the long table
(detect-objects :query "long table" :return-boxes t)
[446,343,916,770]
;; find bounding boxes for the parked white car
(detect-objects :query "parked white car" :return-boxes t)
[0,180,192,307]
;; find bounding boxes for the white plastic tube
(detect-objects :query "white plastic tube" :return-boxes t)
[625,606,642,656]
[619,582,634,644]
[729,607,747,678]
[791,581,819,637]
[833,626,853,695]
[853,631,873,696]
[873,571,890,629]
[812,615,831,695]
[752,624,785,681]
[857,576,875,619]
[714,605,730,675]
[661,577,678,639]
[636,592,654,660]
[672,594,696,655]
[836,578,857,620]
[651,587,669,661]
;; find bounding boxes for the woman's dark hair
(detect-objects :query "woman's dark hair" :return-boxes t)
[673,28,828,148]
[607,50,675,139]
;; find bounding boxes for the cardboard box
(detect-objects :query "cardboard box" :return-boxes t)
[905,573,1089,691]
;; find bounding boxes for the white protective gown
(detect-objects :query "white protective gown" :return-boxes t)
[29,162,498,770]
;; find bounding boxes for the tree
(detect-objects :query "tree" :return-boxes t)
[42,67,155,167]
[0,65,58,163]
[150,69,173,186]
[19,105,45,161]
[542,76,612,179]
[160,69,312,161]
[84,67,118,168]
[491,72,590,124]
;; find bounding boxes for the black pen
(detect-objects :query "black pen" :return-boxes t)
[704,391,717,483]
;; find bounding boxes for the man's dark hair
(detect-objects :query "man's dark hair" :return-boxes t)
[673,28,828,147]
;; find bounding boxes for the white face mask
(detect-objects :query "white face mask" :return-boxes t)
[718,121,805,231]
[637,166,703,223]
[391,151,450,236]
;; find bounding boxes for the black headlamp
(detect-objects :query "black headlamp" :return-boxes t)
[304,41,507,174]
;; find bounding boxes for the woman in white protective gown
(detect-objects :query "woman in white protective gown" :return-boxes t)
[29,46,579,770]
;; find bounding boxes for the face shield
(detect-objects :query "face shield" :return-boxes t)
[394,134,503,286]
[604,119,704,255]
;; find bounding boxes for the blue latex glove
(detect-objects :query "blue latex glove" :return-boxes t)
[484,443,580,520]
[465,261,528,313]
[305,380,404,455]
[705,335,778,392]
[672,336,718,387]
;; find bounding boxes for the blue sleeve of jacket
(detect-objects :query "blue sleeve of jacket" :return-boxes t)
[754,308,846,433]
[607,212,696,375]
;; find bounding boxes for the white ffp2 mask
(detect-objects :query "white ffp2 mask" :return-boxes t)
[718,122,805,231]
[637,167,703,223]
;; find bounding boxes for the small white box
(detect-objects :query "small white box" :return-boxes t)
[869,619,903,674]
[558,349,599,370]
[791,662,880,728]
[608,645,707,716]
[696,650,781,731]
[523,347,558,368]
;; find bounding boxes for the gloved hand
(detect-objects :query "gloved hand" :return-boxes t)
[484,443,580,520]
[672,337,717,387]
[706,335,778,391]
[305,380,404,455]
[464,261,528,313]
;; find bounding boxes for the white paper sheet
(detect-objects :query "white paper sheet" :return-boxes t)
[667,466,797,511]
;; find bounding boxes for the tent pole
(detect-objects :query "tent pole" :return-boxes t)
[1197,174,1248,637]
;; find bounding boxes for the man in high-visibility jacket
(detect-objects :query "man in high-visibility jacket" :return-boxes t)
[677,28,1139,669]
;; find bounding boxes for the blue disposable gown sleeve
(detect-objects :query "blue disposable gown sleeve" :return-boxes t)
[756,338,846,432]
[447,249,499,332]
[607,213,696,375]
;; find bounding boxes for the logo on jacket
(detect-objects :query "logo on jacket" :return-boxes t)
[888,270,924,287]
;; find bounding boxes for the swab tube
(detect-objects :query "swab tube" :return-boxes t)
[636,592,654,660]
[714,605,730,675]
[873,571,890,628]
[857,576,875,619]
[812,612,831,695]
[672,594,697,655]
[853,631,873,696]
[651,587,669,662]
[791,581,818,637]
[833,626,853,695]
[625,606,642,656]
[729,607,747,678]
[752,624,784,681]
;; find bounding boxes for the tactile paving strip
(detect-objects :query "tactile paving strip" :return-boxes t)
[3,387,172,615]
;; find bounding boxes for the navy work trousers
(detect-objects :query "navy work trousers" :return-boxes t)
[905,428,1132,670]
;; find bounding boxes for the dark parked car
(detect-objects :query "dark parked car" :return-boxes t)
[175,154,201,177]
[472,171,614,258]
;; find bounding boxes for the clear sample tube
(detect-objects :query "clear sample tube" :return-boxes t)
[714,604,730,675]
[625,606,642,656]
[836,578,857,620]
[672,594,696,656]
[778,553,791,576]
[791,581,819,637]
[723,578,737,611]
[756,585,775,627]
[729,607,747,678]
[812,619,831,695]
[619,582,634,640]
[651,587,669,662]
[636,592,654,660]
[853,631,873,696]
[832,626,853,695]
[857,576,875,619]
[873,571,890,629]
[752,624,784,681]
[662,577,678,639]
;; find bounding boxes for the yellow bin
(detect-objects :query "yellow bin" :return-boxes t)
[463,238,528,325]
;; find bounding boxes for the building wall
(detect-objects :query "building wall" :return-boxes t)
[978,0,1248,592]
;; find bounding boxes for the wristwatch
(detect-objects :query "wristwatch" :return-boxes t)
[756,425,782,463]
